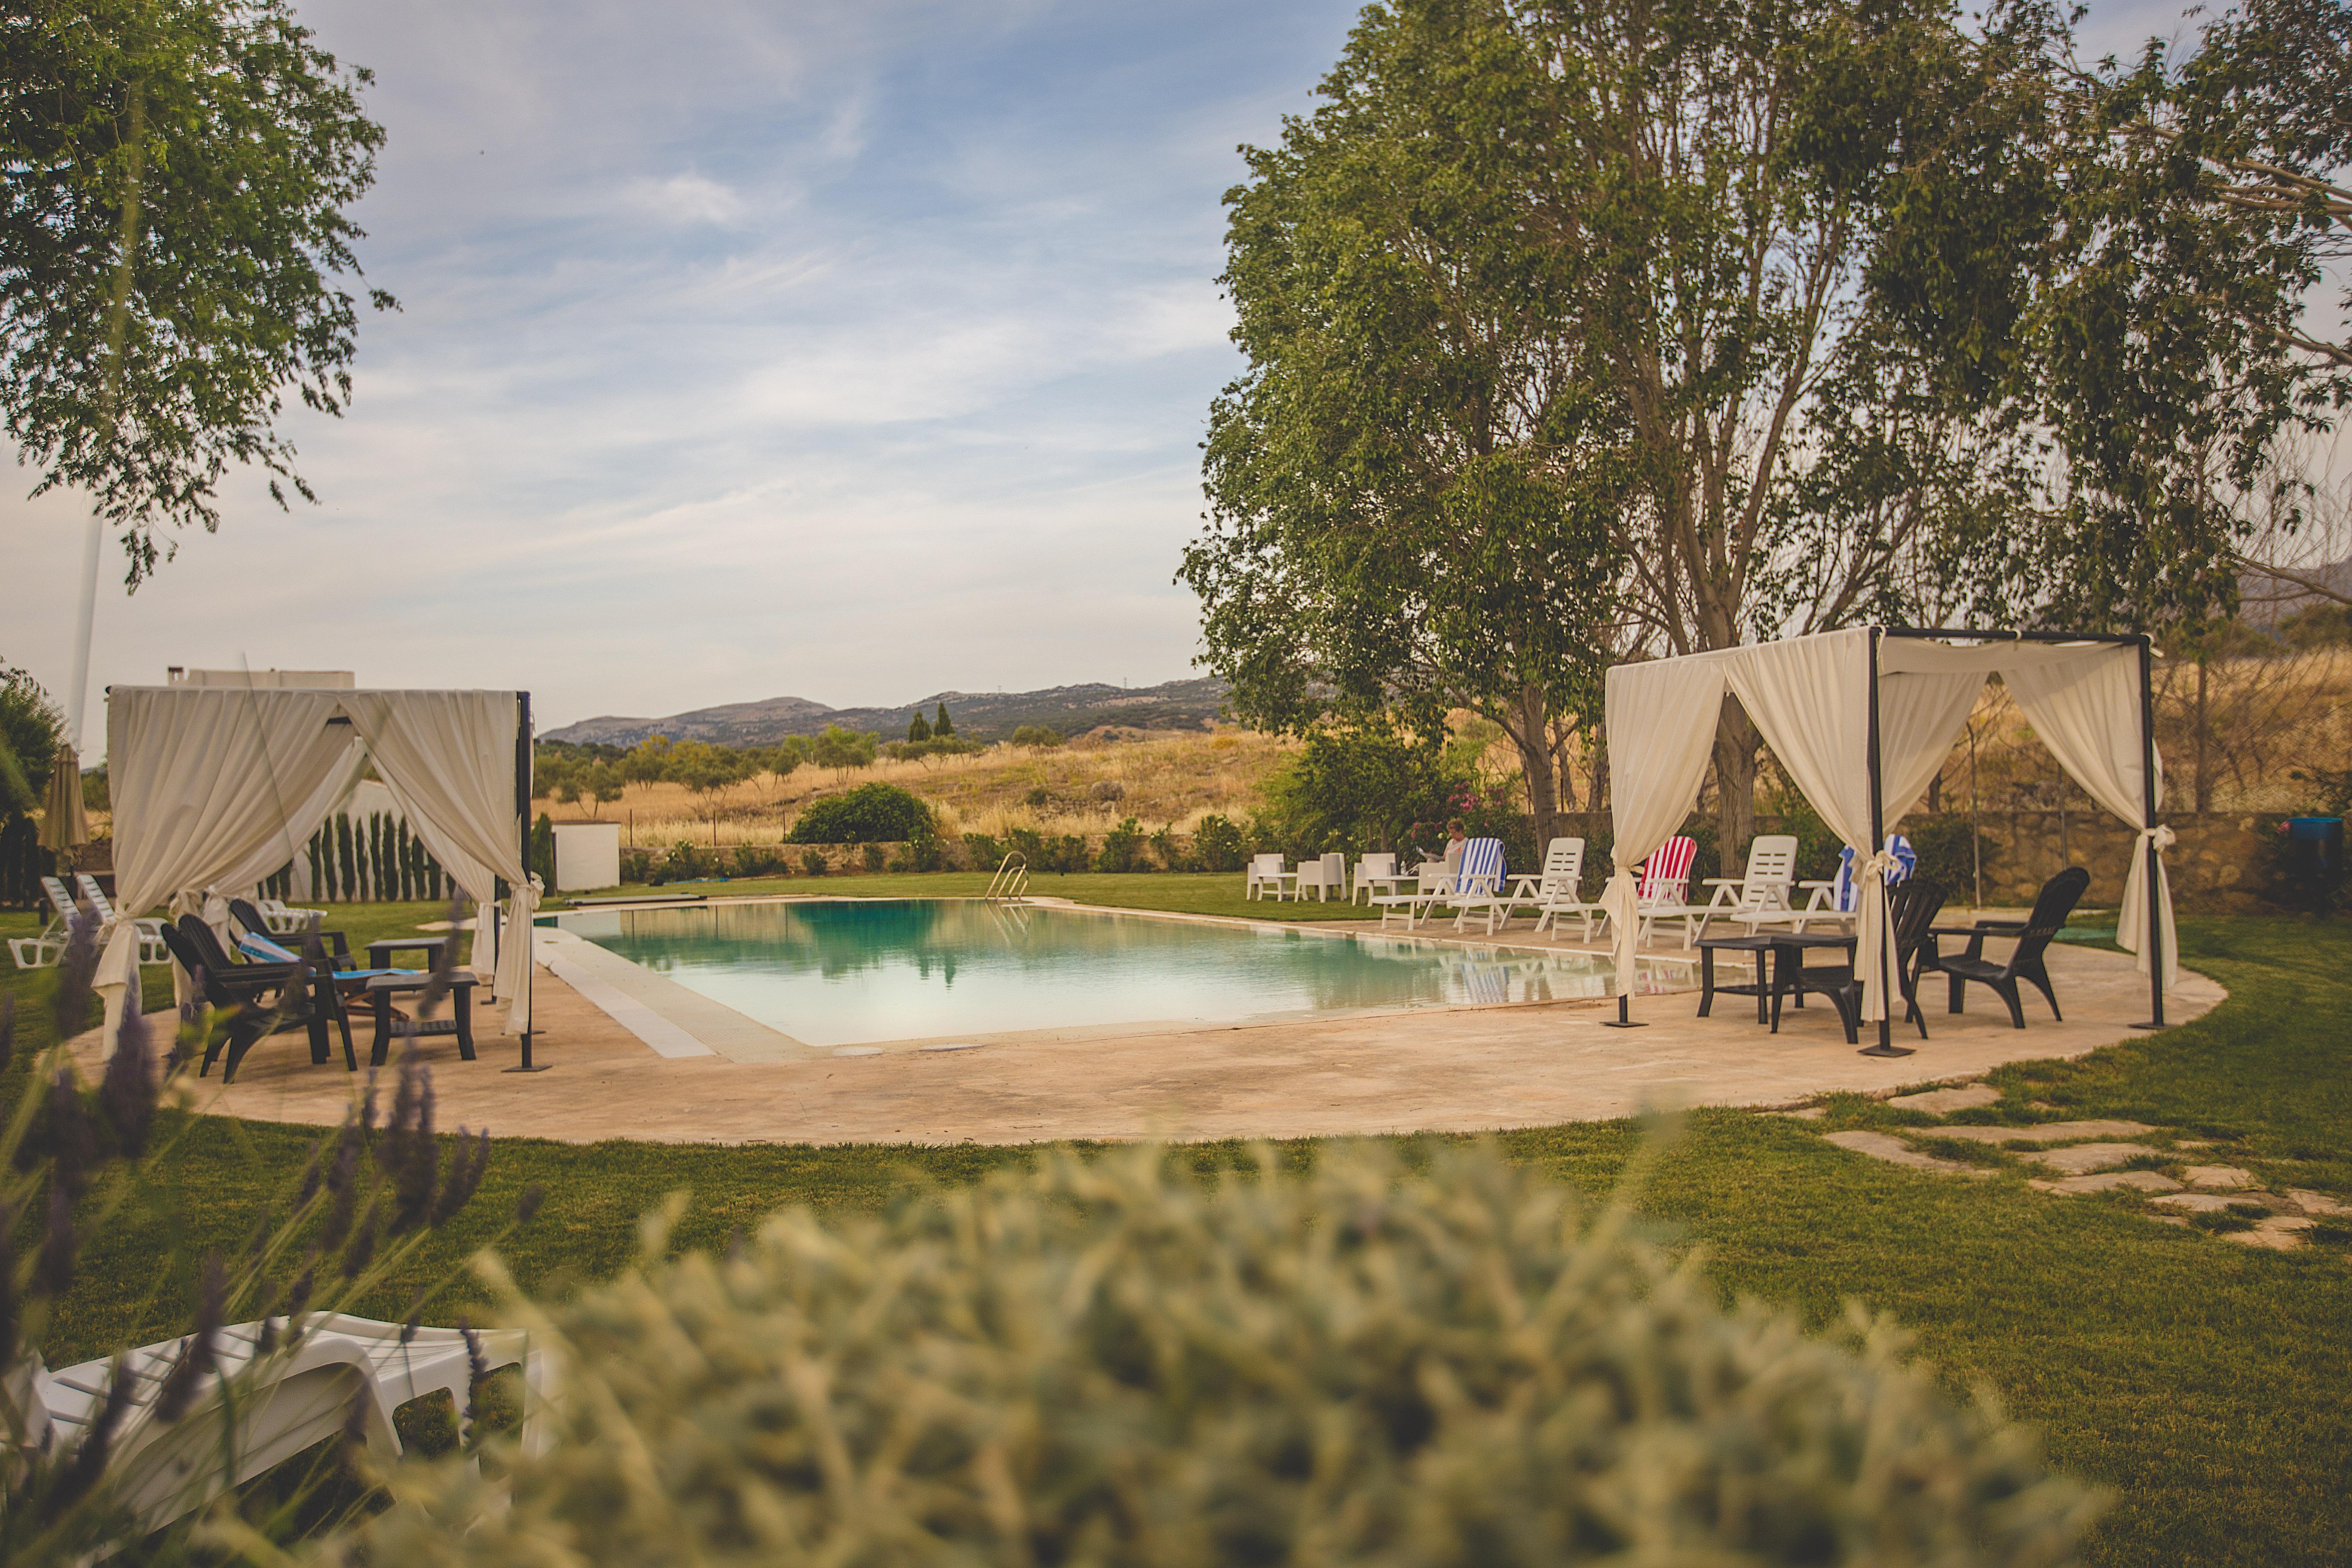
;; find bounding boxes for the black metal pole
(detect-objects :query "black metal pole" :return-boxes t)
[2132,637,2168,1030]
[505,691,549,1072]
[1859,628,1911,1058]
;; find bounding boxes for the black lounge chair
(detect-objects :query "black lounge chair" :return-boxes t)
[226,898,355,969]
[1773,877,1947,1044]
[159,916,354,1081]
[1917,867,2091,1027]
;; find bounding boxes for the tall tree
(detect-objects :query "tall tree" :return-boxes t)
[2015,0,2351,625]
[0,0,392,585]
[1184,0,1625,853]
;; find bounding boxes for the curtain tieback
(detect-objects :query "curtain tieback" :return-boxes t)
[2138,825,2177,854]
[1859,850,1901,883]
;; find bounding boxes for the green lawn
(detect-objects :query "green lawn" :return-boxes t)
[2,890,2346,1566]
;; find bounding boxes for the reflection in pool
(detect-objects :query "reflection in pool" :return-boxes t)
[564,899,1669,1047]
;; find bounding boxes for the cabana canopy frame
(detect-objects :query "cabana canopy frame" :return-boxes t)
[1602,627,2174,1055]
[93,686,541,1062]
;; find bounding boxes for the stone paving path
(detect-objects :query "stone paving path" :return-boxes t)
[1799,1085,2346,1252]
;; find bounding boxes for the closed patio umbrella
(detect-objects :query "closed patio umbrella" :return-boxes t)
[40,752,89,868]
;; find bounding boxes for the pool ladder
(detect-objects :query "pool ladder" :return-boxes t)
[983,852,1029,902]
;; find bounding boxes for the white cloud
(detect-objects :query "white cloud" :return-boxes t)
[621,172,751,227]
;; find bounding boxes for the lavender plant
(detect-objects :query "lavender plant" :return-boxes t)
[0,897,526,1564]
[327,1142,2104,1568]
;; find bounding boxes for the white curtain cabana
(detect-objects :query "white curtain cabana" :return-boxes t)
[1605,628,2173,1055]
[96,686,539,1054]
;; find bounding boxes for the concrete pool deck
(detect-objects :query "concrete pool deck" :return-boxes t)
[70,899,2223,1145]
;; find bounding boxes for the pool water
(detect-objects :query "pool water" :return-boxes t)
[564,899,1653,1048]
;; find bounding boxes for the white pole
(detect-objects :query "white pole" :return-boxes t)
[67,513,103,757]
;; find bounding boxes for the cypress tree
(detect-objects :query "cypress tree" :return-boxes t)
[335,814,355,902]
[307,828,325,901]
[908,713,931,742]
[934,702,953,737]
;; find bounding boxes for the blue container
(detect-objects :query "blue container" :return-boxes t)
[2281,816,2343,909]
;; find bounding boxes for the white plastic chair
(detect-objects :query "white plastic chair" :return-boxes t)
[255,896,328,934]
[1372,861,1451,930]
[1690,834,1799,939]
[1290,852,1347,902]
[25,1313,544,1537]
[1523,839,1605,937]
[7,876,78,969]
[76,874,171,965]
[1351,852,1400,905]
[1423,839,1508,931]
[1244,854,1291,900]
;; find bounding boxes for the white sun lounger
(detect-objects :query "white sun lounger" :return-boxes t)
[20,1313,543,1536]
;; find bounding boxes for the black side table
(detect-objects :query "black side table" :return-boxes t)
[366,936,450,972]
[1696,934,1778,1023]
[1764,931,1860,1041]
[366,972,478,1066]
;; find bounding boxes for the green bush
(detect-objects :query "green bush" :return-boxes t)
[528,812,556,885]
[961,832,1003,872]
[1148,822,1188,871]
[799,848,830,877]
[339,1144,2101,1568]
[620,849,652,885]
[1266,726,1470,854]
[1096,817,1146,873]
[1010,724,1064,747]
[790,783,933,844]
[664,841,705,881]
[732,844,784,879]
[1905,815,1995,897]
[862,842,887,873]
[1192,813,1246,873]
[1006,826,1047,867]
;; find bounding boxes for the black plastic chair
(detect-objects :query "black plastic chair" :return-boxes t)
[1917,866,2091,1027]
[227,898,355,968]
[162,916,353,1080]
[1772,878,1947,1043]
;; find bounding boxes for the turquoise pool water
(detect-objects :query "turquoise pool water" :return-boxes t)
[564,899,1649,1048]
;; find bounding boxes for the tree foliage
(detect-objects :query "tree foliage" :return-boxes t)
[1185,0,1626,848]
[1187,0,2348,858]
[0,0,392,584]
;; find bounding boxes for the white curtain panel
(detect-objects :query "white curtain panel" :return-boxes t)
[1603,654,1728,998]
[2000,647,2177,988]
[372,767,503,980]
[1721,633,1981,1022]
[1721,631,1900,1021]
[98,688,362,1034]
[340,692,537,1032]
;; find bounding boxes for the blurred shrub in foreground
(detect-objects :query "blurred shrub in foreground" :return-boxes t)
[329,1144,2101,1568]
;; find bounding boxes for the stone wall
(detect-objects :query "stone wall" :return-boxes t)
[1959,810,2285,907]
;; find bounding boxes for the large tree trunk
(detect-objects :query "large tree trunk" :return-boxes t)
[1498,683,1561,861]
[1712,698,1759,878]
[2193,657,2212,813]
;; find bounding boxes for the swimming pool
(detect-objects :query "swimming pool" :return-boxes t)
[561,898,1678,1050]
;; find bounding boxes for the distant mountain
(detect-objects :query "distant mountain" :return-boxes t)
[542,677,1232,747]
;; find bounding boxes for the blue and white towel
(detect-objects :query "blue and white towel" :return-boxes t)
[1458,837,1505,894]
[237,931,302,965]
[1834,834,1918,912]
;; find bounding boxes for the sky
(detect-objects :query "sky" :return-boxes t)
[3,0,2204,754]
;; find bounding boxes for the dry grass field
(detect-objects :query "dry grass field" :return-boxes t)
[552,729,1302,848]
[527,646,2348,852]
